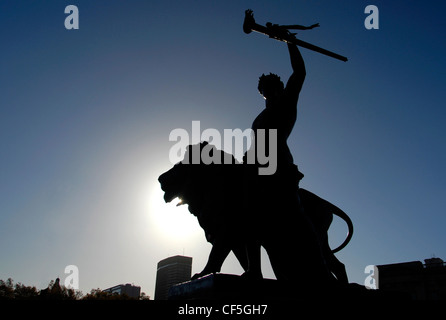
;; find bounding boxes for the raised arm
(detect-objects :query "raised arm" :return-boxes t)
[288,43,306,80]
[284,43,306,104]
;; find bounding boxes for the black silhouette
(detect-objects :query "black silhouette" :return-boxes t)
[158,9,352,290]
[159,143,249,279]
[243,9,348,62]
[240,9,334,283]
[159,143,353,284]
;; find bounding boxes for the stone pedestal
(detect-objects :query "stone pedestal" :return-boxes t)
[168,273,289,300]
[168,273,410,301]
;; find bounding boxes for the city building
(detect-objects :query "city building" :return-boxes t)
[154,255,192,300]
[103,283,141,299]
[377,257,446,300]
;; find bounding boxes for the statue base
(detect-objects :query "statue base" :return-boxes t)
[168,273,410,301]
[169,273,285,300]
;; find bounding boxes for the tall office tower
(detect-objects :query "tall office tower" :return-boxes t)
[154,255,192,300]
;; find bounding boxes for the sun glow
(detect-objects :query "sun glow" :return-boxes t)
[147,182,202,242]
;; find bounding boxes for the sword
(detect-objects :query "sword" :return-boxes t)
[243,9,348,62]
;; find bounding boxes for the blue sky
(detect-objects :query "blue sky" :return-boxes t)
[1,1,445,298]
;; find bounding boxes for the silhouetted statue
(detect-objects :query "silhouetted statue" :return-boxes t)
[158,9,352,290]
[241,12,333,284]
[159,143,249,278]
[159,143,353,284]
[243,9,348,62]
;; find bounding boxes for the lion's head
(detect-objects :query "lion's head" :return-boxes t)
[159,141,241,216]
[158,142,245,242]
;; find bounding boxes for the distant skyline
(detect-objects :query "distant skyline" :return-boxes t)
[1,1,445,298]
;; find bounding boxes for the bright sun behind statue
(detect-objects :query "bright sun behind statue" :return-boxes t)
[147,181,201,242]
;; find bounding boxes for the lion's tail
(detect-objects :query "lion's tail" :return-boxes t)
[330,203,354,253]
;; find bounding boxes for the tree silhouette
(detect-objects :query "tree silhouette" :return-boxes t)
[0,278,150,300]
[0,278,38,300]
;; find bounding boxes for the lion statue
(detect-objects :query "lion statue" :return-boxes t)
[158,142,353,285]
